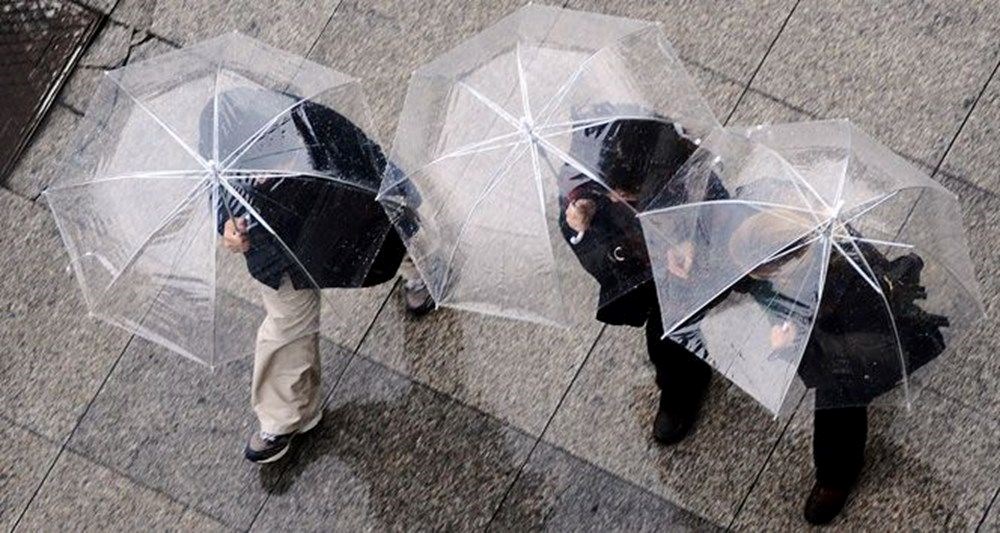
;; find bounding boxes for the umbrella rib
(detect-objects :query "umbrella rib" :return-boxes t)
[639,198,825,221]
[215,177,326,293]
[839,190,899,225]
[515,42,533,124]
[212,65,221,163]
[526,140,568,320]
[439,136,531,161]
[772,236,834,414]
[655,228,827,337]
[767,147,831,220]
[836,235,914,249]
[102,179,211,291]
[44,171,207,192]
[829,238,883,294]
[532,24,658,128]
[438,142,533,298]
[533,135,636,214]
[104,75,209,170]
[456,81,522,130]
[837,234,912,407]
[219,88,329,170]
[832,125,852,211]
[223,169,379,194]
[535,114,673,139]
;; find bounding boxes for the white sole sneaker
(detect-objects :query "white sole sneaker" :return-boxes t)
[247,412,324,464]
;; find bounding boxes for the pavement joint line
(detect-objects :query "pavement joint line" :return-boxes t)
[9,334,134,532]
[977,485,1000,532]
[891,51,1000,258]
[726,391,807,530]
[712,4,804,528]
[722,0,801,127]
[0,413,60,447]
[302,0,344,62]
[930,53,1000,181]
[483,323,611,530]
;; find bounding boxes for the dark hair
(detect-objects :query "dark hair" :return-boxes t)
[571,116,697,199]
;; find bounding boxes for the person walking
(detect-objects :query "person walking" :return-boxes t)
[210,90,406,463]
[559,116,726,445]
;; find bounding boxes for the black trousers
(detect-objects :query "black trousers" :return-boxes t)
[645,306,712,408]
[813,399,868,488]
[646,306,868,487]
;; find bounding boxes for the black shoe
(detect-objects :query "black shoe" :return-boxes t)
[403,279,435,317]
[803,482,851,525]
[652,393,705,445]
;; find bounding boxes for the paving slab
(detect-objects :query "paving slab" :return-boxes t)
[308,0,527,143]
[67,328,351,530]
[16,449,191,531]
[359,283,602,437]
[941,73,1000,195]
[10,27,176,199]
[0,423,60,531]
[0,189,131,440]
[565,0,796,86]
[732,388,1000,531]
[57,22,178,112]
[489,440,723,532]
[251,355,537,532]
[112,0,339,52]
[543,324,788,525]
[178,507,233,532]
[749,0,1000,167]
[4,104,83,199]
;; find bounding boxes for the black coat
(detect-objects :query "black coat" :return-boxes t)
[557,117,714,327]
[213,100,404,290]
[707,240,949,404]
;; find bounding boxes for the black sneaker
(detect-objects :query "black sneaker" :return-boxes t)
[244,411,322,464]
[402,278,435,317]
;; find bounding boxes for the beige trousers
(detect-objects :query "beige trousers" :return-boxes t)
[252,274,322,435]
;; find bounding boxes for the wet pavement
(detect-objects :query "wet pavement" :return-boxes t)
[2,0,999,531]
[0,0,101,180]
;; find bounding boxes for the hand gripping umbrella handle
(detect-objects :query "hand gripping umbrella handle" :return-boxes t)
[570,231,585,245]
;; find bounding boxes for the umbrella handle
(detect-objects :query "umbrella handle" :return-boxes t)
[570,231,585,245]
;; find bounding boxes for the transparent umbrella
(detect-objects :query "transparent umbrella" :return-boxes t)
[639,120,985,415]
[43,33,397,368]
[379,4,718,327]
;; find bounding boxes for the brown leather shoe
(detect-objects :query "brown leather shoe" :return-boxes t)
[803,482,851,525]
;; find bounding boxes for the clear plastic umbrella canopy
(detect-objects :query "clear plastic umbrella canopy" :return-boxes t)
[379,4,719,327]
[639,120,984,415]
[44,33,393,368]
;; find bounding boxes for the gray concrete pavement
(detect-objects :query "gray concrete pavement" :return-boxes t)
[2,0,998,530]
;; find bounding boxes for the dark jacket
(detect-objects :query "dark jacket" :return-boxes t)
[209,97,405,290]
[719,240,949,404]
[556,117,722,326]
